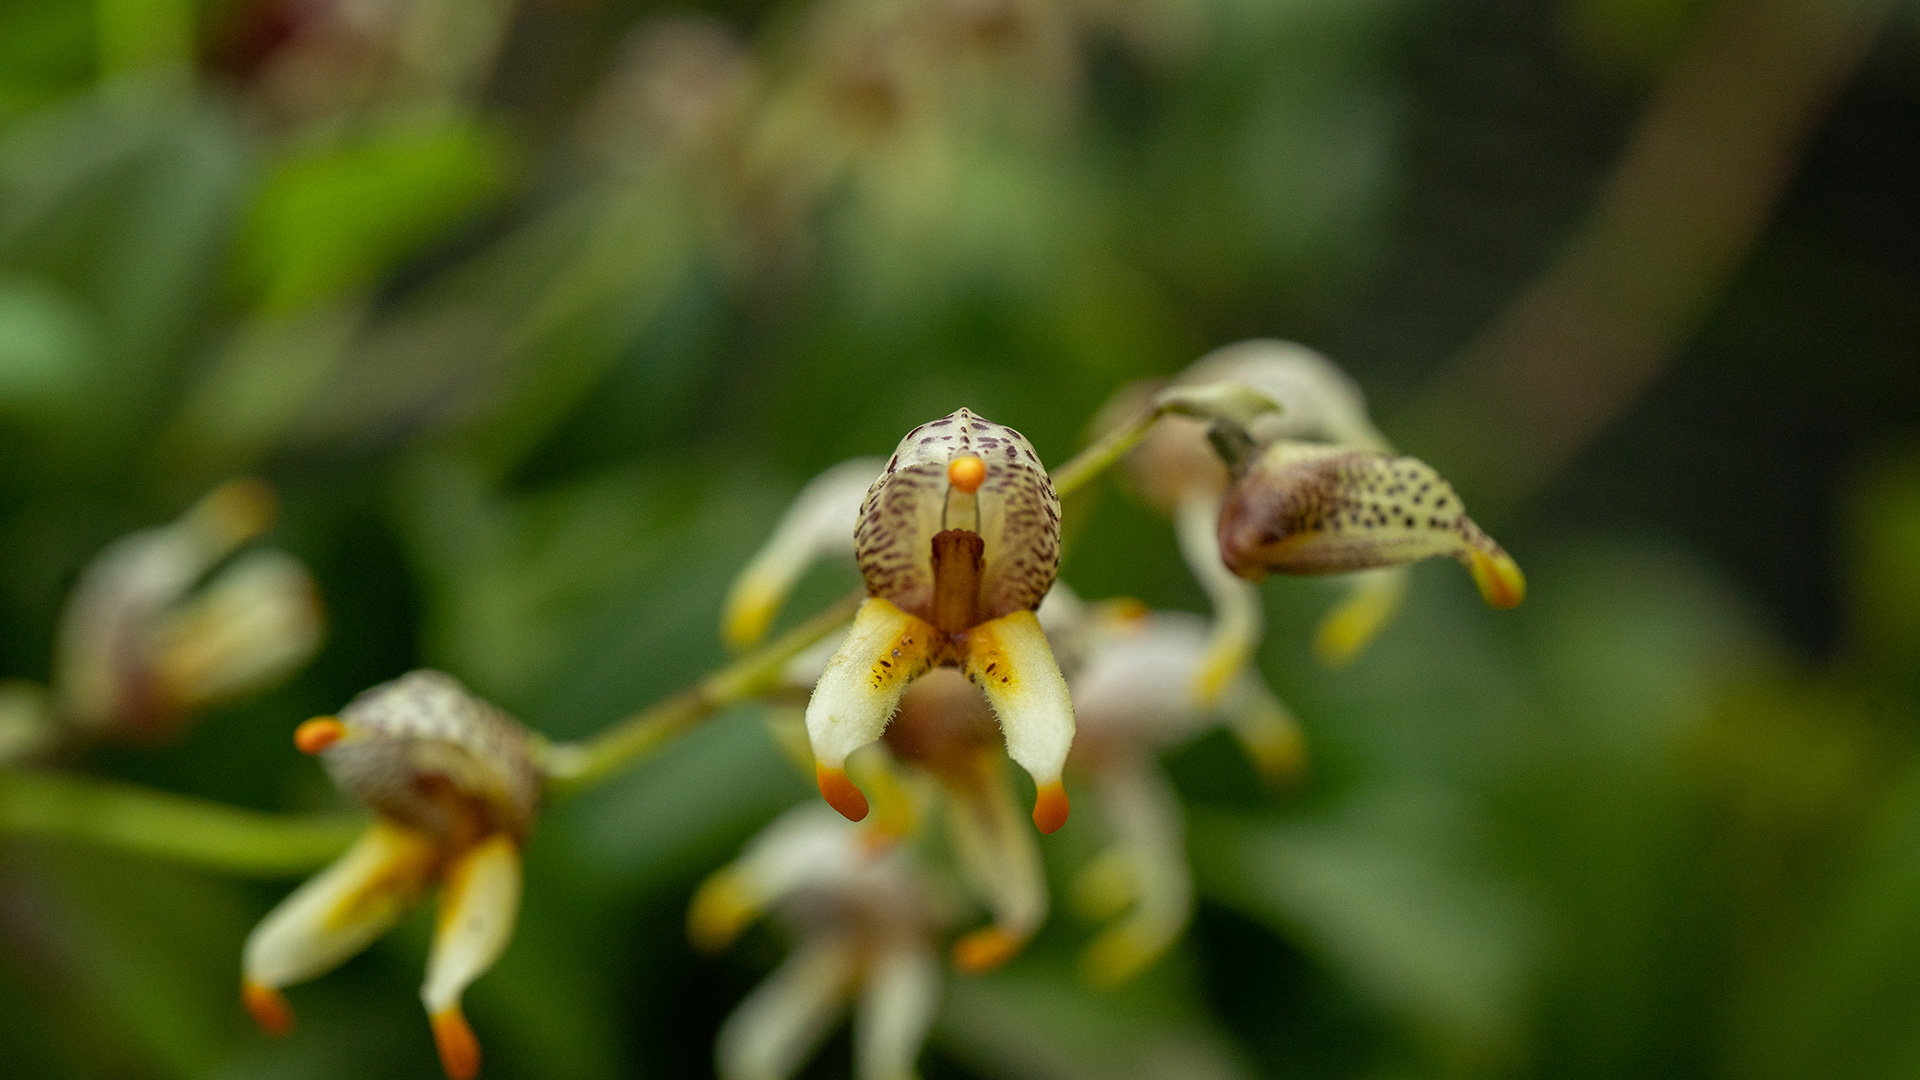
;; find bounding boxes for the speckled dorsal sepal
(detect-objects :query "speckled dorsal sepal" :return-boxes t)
[854,408,1061,626]
[1216,442,1525,609]
[319,670,541,839]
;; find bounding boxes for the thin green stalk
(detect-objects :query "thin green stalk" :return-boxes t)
[538,590,865,795]
[0,768,364,876]
[1048,404,1164,502]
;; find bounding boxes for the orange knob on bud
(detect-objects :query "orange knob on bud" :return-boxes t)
[947,456,987,494]
[293,717,346,755]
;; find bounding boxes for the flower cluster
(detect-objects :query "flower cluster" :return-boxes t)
[232,339,1520,1080]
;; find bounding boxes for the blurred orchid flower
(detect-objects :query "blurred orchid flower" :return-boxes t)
[1216,441,1526,610]
[53,479,323,742]
[690,805,950,1080]
[242,671,540,1080]
[804,409,1075,835]
[1064,604,1304,986]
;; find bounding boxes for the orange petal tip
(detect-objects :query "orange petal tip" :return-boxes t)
[951,927,1025,973]
[431,1008,483,1080]
[816,764,870,822]
[1467,550,1526,610]
[243,980,294,1037]
[947,455,987,494]
[1033,781,1070,834]
[293,716,346,755]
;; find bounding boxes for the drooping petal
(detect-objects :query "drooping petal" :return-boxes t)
[421,833,523,1080]
[690,805,873,952]
[152,549,323,711]
[942,751,1048,972]
[318,670,542,841]
[717,935,859,1080]
[1217,441,1526,609]
[725,458,884,649]
[1312,566,1410,666]
[805,598,939,820]
[1077,756,1192,988]
[962,609,1074,833]
[1173,492,1264,707]
[1216,673,1307,789]
[855,940,941,1080]
[242,820,441,1032]
[854,409,1060,625]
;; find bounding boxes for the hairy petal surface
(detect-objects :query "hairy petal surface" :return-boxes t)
[805,598,938,818]
[963,609,1074,833]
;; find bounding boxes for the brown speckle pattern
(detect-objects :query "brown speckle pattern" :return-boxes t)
[854,409,1060,624]
[322,670,540,840]
[1216,444,1510,580]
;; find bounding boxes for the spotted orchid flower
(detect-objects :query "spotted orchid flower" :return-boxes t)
[807,409,1074,835]
[241,670,539,1080]
[52,479,323,742]
[1063,604,1303,986]
[689,805,951,1080]
[1216,440,1526,609]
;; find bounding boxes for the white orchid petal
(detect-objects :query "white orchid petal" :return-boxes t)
[726,458,884,649]
[243,821,439,993]
[1184,340,1391,452]
[1174,492,1264,706]
[717,935,859,1080]
[856,941,941,1080]
[963,610,1074,833]
[942,753,1047,972]
[1079,757,1191,988]
[805,599,938,819]
[1068,614,1211,749]
[420,833,522,1013]
[1218,674,1308,787]
[153,549,322,710]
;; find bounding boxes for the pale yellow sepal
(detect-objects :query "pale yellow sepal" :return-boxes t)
[1312,567,1410,666]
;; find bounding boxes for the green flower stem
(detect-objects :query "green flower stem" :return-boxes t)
[538,590,865,796]
[0,767,364,876]
[1048,404,1165,502]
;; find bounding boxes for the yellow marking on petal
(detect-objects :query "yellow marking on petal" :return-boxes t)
[688,870,757,954]
[1240,722,1307,789]
[1313,569,1409,666]
[815,764,870,822]
[196,478,278,545]
[1033,781,1070,835]
[294,716,345,754]
[242,979,295,1037]
[431,1007,483,1080]
[722,581,781,652]
[322,825,439,933]
[1070,850,1138,922]
[1467,548,1527,609]
[951,927,1026,973]
[947,455,987,494]
[1081,922,1166,989]
[1190,637,1251,708]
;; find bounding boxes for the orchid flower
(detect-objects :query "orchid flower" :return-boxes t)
[807,409,1075,835]
[723,457,884,650]
[1109,340,1424,680]
[52,479,323,743]
[241,671,540,1080]
[690,805,951,1080]
[1063,603,1304,986]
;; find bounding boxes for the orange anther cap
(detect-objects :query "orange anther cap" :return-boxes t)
[1033,781,1070,834]
[293,717,346,755]
[947,456,987,494]
[952,927,1025,973]
[816,764,870,822]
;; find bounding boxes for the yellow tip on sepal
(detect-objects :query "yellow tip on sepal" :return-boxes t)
[951,926,1026,973]
[1080,924,1164,989]
[431,1007,483,1080]
[688,871,757,954]
[721,584,779,651]
[1467,549,1526,609]
[199,478,278,544]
